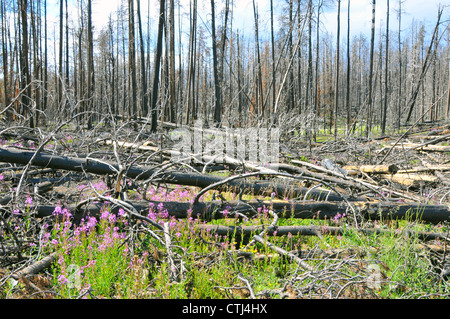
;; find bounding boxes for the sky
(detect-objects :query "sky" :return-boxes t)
[321,0,447,41]
[45,0,448,46]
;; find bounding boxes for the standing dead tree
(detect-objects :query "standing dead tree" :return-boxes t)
[150,0,165,132]
[404,8,443,123]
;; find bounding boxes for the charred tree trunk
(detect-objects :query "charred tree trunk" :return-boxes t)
[150,0,165,132]
[1,0,10,114]
[86,0,94,129]
[405,8,442,123]
[381,0,389,135]
[19,0,32,128]
[128,0,137,122]
[334,0,341,140]
[211,0,221,126]
[168,0,176,123]
[345,0,351,131]
[136,0,148,118]
[365,0,376,137]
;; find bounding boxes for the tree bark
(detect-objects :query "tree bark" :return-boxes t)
[381,0,389,135]
[334,0,341,140]
[19,0,32,128]
[150,0,165,132]
[136,0,148,118]
[128,0,137,122]
[211,0,221,126]
[86,0,94,129]
[405,8,443,123]
[365,0,376,137]
[32,199,450,225]
[168,0,176,123]
[345,0,351,131]
[1,0,10,112]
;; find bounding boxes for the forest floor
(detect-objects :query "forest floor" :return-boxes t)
[1,119,450,299]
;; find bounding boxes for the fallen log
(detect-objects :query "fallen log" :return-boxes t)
[397,164,450,174]
[0,147,355,201]
[342,164,399,175]
[101,139,279,174]
[383,173,438,188]
[386,143,450,152]
[11,252,58,280]
[195,224,450,242]
[291,159,423,202]
[32,198,450,224]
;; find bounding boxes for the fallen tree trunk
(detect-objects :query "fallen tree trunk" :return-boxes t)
[195,224,450,242]
[101,139,279,174]
[11,252,58,280]
[386,143,450,152]
[383,173,438,188]
[32,198,450,224]
[342,164,399,175]
[291,159,423,202]
[397,165,450,174]
[0,147,354,201]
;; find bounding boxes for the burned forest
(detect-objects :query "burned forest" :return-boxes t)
[1,0,450,300]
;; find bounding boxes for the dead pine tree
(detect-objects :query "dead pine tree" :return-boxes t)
[86,0,94,129]
[58,0,64,114]
[128,0,137,125]
[334,0,341,141]
[345,0,351,131]
[150,0,165,133]
[381,0,389,136]
[184,0,197,125]
[19,0,32,128]
[253,0,264,119]
[168,0,176,123]
[365,0,376,138]
[136,0,148,118]
[211,0,222,127]
[404,7,443,123]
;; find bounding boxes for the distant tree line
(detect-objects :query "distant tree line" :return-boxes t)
[0,0,449,137]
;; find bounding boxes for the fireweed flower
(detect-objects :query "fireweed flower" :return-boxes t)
[53,206,62,215]
[86,216,97,231]
[62,208,72,219]
[100,210,109,220]
[43,232,50,243]
[112,227,121,239]
[25,195,33,206]
[169,218,177,229]
[148,210,157,221]
[118,208,127,218]
[58,275,68,285]
[159,209,169,219]
[108,213,116,224]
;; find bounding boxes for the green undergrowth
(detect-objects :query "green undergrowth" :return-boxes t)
[1,183,450,299]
